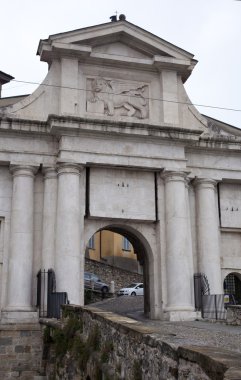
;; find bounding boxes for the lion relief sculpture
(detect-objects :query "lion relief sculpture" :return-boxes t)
[87,77,149,119]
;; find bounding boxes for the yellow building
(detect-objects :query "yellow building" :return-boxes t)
[86,231,142,274]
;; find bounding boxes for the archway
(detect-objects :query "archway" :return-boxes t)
[84,222,157,317]
[223,272,241,304]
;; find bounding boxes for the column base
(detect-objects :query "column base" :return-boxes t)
[164,310,201,322]
[1,310,38,324]
[149,307,164,320]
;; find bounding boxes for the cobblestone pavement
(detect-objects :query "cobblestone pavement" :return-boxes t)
[92,296,241,354]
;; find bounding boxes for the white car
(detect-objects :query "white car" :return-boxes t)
[117,283,144,296]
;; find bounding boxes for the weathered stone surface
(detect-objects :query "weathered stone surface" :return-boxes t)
[15,345,31,353]
[178,345,241,379]
[0,324,44,379]
[0,337,13,345]
[224,367,241,379]
[226,305,241,326]
[42,305,241,380]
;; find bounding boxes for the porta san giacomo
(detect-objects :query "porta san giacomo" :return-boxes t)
[0,17,241,324]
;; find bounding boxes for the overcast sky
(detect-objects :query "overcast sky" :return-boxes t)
[1,0,241,127]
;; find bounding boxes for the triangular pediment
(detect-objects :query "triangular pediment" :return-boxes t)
[37,20,197,80]
[91,41,154,59]
[69,30,174,59]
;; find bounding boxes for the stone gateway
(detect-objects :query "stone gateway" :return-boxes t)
[0,18,241,324]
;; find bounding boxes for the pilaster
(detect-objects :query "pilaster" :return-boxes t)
[60,58,79,115]
[159,70,179,124]
[41,167,58,271]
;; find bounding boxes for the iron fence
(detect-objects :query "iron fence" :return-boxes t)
[37,269,68,319]
[194,272,210,311]
[194,273,227,320]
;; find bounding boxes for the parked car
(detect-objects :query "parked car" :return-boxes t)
[84,272,109,293]
[117,283,144,296]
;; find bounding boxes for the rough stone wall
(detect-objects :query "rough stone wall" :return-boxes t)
[0,323,45,380]
[85,258,143,291]
[42,305,241,380]
[226,305,241,325]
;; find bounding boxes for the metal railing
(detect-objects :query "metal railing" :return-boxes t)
[194,273,227,320]
[202,294,227,320]
[37,269,68,319]
[194,272,210,312]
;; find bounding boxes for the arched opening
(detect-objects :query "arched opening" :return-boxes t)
[223,272,241,304]
[84,223,153,317]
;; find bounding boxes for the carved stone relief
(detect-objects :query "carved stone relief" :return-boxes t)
[207,120,227,137]
[86,77,149,119]
[201,120,236,139]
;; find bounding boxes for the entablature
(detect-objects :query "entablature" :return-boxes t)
[47,114,203,142]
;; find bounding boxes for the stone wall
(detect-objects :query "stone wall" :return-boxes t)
[226,305,241,325]
[42,305,241,380]
[0,323,45,379]
[85,258,143,291]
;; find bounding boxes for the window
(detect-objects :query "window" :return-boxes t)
[122,237,131,251]
[88,235,95,249]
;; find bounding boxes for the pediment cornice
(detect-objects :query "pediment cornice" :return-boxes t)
[37,20,197,81]
[200,115,241,139]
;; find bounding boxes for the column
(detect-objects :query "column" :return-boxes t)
[194,178,222,294]
[41,167,57,270]
[185,178,195,305]
[162,171,193,312]
[6,165,37,311]
[55,163,81,305]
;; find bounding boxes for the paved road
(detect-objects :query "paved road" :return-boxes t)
[92,296,241,354]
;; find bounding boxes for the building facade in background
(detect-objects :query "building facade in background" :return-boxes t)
[0,18,241,323]
[86,231,142,273]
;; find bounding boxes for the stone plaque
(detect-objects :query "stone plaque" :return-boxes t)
[220,183,241,228]
[86,77,149,119]
[89,167,155,220]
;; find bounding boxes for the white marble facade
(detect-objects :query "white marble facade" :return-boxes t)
[0,19,241,322]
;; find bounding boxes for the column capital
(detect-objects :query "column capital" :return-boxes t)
[10,165,38,178]
[193,177,218,190]
[57,162,84,176]
[185,177,191,189]
[161,170,189,183]
[42,166,57,180]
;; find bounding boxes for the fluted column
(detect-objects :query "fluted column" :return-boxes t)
[41,167,57,270]
[162,171,193,312]
[194,178,222,294]
[55,163,81,304]
[7,165,37,311]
